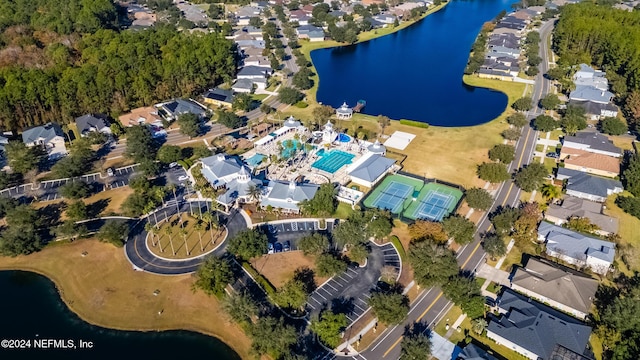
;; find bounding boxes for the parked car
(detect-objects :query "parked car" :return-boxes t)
[267,243,274,254]
[546,152,558,159]
[107,168,114,177]
[283,241,291,252]
[169,162,178,168]
[274,242,283,253]
[178,175,189,181]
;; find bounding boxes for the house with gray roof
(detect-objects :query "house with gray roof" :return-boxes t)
[232,78,256,93]
[203,87,234,108]
[260,180,319,213]
[457,343,498,360]
[510,257,598,319]
[537,221,615,274]
[545,196,618,236]
[487,289,593,360]
[562,131,621,158]
[235,39,266,49]
[157,99,207,121]
[22,123,67,159]
[237,66,272,80]
[557,167,623,203]
[568,100,618,120]
[487,45,521,59]
[200,154,260,211]
[347,154,396,188]
[75,114,111,137]
[569,85,613,104]
[296,25,325,42]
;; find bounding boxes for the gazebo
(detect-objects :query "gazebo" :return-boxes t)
[336,102,353,119]
[367,140,386,155]
[321,120,338,144]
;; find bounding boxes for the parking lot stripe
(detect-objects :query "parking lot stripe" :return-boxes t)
[341,272,354,279]
[311,297,323,305]
[363,293,371,298]
[307,302,316,310]
[346,314,355,322]
[334,276,350,286]
[326,283,338,291]
[315,292,328,301]
[347,268,358,275]
[354,303,366,312]
[320,288,333,297]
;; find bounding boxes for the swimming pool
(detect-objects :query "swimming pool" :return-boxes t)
[281,139,301,159]
[311,150,355,174]
[338,133,351,143]
[246,153,266,167]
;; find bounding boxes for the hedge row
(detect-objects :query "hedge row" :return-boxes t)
[241,261,276,297]
[399,119,429,128]
[389,235,406,262]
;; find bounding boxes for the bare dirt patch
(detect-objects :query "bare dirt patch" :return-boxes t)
[250,251,328,288]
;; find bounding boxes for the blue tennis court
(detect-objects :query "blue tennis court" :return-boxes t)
[414,191,456,221]
[368,181,413,213]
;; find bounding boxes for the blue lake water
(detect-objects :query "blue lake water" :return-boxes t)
[0,271,241,360]
[312,0,512,127]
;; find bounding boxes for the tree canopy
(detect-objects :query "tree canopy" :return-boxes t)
[442,215,476,245]
[310,311,348,348]
[488,144,515,164]
[514,162,548,192]
[278,87,304,105]
[177,113,201,138]
[533,115,558,132]
[249,316,297,359]
[227,229,268,260]
[408,240,458,287]
[300,183,336,216]
[125,125,158,163]
[477,162,511,183]
[368,290,409,325]
[506,113,528,128]
[512,97,533,111]
[96,221,129,247]
[465,188,494,211]
[298,233,329,256]
[600,117,627,136]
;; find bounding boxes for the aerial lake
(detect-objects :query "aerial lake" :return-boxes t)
[0,271,241,360]
[312,0,512,126]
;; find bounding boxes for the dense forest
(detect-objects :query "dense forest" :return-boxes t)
[0,0,238,131]
[553,3,640,125]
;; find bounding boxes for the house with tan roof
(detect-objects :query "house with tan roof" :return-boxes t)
[561,147,620,178]
[510,257,598,320]
[118,106,163,127]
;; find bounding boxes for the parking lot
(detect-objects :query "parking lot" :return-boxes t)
[305,242,401,325]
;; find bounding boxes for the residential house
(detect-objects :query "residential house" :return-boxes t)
[480,59,519,77]
[22,123,67,159]
[568,100,619,120]
[75,114,112,137]
[537,221,615,274]
[561,131,622,158]
[545,196,619,236]
[289,10,310,25]
[243,25,263,39]
[235,6,262,26]
[373,14,396,24]
[573,64,609,91]
[118,106,163,127]
[200,153,261,211]
[488,34,520,49]
[561,147,620,178]
[487,289,593,360]
[203,88,234,108]
[260,180,319,213]
[244,55,270,67]
[557,168,623,203]
[156,99,207,121]
[175,2,208,24]
[511,9,534,21]
[457,343,498,360]
[346,154,396,188]
[569,86,614,104]
[487,45,521,59]
[232,78,257,93]
[510,257,598,319]
[235,39,266,49]
[495,17,527,31]
[492,27,523,36]
[477,68,516,82]
[296,25,325,42]
[237,66,272,80]
[301,4,315,13]
[241,46,265,57]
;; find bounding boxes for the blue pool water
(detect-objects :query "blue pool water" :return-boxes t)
[312,150,355,174]
[281,139,301,159]
[317,148,326,156]
[338,133,351,143]
[246,153,266,167]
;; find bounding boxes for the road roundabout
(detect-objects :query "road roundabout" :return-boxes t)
[124,201,248,275]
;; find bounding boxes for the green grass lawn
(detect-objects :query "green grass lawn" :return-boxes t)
[535,144,544,152]
[549,129,564,141]
[605,192,640,272]
[333,202,355,219]
[543,157,557,174]
[252,94,268,102]
[486,281,502,294]
[434,305,464,340]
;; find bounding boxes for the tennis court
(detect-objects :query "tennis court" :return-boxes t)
[362,174,423,214]
[404,182,464,221]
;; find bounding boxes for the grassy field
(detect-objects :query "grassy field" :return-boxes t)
[0,239,252,358]
[605,192,640,271]
[434,305,465,343]
[34,187,134,220]
[249,251,328,288]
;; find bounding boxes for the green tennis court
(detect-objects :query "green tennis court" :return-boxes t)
[363,174,463,221]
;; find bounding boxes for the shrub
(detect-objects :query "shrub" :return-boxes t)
[399,119,429,128]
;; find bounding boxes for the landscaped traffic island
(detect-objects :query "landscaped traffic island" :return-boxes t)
[146,213,226,260]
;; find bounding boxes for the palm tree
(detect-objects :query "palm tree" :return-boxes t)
[247,184,262,203]
[472,318,488,335]
[144,202,158,226]
[163,226,175,255]
[179,227,189,256]
[150,224,160,247]
[541,183,561,202]
[201,211,216,246]
[194,221,205,252]
[145,223,156,247]
[154,186,167,208]
[167,183,180,215]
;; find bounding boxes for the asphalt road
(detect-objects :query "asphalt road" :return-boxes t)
[123,203,248,275]
[358,19,555,360]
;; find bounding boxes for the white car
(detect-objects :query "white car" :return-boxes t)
[107,168,114,177]
[169,162,178,168]
[178,175,189,181]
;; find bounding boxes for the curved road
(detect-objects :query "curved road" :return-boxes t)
[357,19,555,360]
[123,203,248,275]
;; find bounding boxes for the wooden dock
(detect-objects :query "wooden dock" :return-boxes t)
[352,100,366,113]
